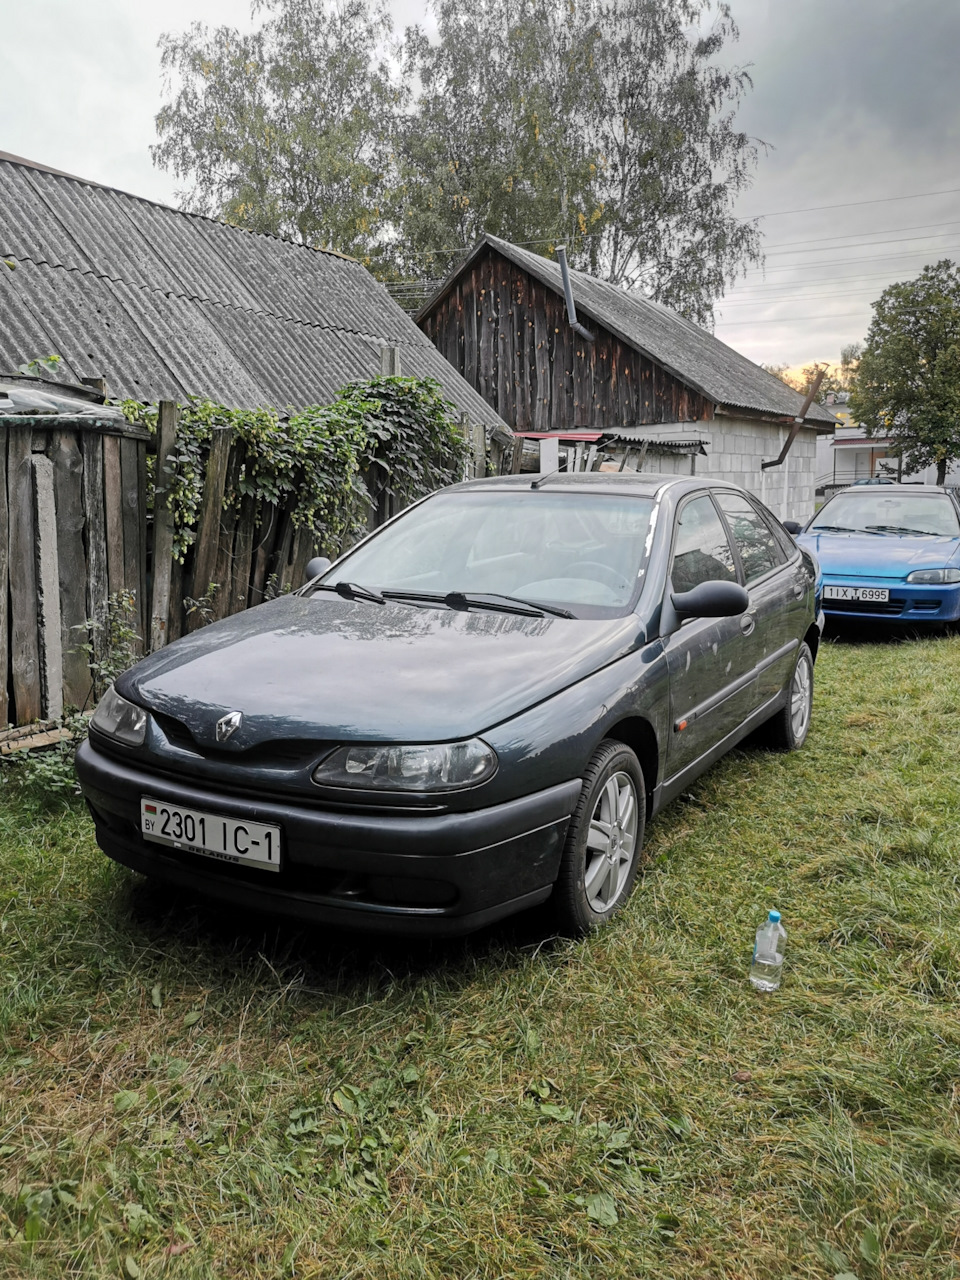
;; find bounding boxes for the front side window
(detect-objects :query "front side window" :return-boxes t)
[323,490,656,617]
[715,493,785,584]
[670,495,738,593]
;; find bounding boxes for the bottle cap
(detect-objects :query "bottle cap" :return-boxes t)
[768,910,781,923]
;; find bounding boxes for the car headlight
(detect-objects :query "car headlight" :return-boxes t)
[906,568,960,584]
[90,685,148,747]
[312,739,498,791]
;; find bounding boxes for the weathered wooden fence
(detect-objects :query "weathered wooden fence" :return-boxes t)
[0,411,149,725]
[0,396,491,724]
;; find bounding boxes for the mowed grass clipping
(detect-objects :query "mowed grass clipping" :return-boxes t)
[2,636,960,1280]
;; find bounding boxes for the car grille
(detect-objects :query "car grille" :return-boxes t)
[826,598,904,615]
[151,711,328,768]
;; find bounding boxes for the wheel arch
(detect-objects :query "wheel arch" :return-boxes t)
[602,716,660,817]
[804,621,820,663]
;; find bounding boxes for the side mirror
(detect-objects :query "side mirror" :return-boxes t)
[304,556,332,584]
[671,580,749,620]
[782,520,802,536]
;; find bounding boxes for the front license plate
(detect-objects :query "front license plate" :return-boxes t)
[824,586,889,602]
[140,798,281,872]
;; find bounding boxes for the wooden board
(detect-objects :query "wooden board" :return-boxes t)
[8,428,42,724]
[119,436,143,643]
[50,430,92,709]
[212,437,244,621]
[149,401,179,651]
[32,455,64,720]
[81,432,108,683]
[102,433,124,597]
[229,491,258,616]
[0,426,8,724]
[186,426,234,631]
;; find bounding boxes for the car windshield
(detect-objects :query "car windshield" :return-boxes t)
[322,490,656,617]
[809,491,960,537]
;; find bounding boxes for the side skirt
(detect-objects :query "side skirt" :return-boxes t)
[649,687,787,818]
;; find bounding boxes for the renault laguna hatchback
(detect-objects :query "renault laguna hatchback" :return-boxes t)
[76,474,822,937]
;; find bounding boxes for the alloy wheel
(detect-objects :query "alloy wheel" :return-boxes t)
[584,771,639,913]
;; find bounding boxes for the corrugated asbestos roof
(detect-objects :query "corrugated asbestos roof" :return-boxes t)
[0,155,506,430]
[418,234,835,427]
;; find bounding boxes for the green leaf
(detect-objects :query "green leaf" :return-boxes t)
[150,984,162,1009]
[538,1103,574,1121]
[655,1211,682,1238]
[834,1273,859,1280]
[123,1254,141,1279]
[113,1090,141,1114]
[401,1065,420,1085]
[585,1192,618,1227]
[859,1225,881,1265]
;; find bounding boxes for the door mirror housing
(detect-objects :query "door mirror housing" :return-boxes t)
[305,556,332,584]
[781,519,802,535]
[671,580,750,620]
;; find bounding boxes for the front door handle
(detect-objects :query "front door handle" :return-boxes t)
[740,612,756,636]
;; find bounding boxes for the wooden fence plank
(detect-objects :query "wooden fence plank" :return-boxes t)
[8,428,42,723]
[229,491,258,616]
[0,425,8,725]
[33,455,64,720]
[149,401,179,651]
[50,430,91,709]
[212,437,244,621]
[250,502,280,606]
[186,426,234,631]
[120,436,143,643]
[81,433,108,671]
[102,434,124,597]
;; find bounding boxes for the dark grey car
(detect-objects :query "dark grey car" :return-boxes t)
[76,474,822,937]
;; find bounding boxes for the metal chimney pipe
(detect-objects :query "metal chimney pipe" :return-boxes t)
[556,246,595,343]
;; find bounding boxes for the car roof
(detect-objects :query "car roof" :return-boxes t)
[451,472,744,500]
[830,483,951,495]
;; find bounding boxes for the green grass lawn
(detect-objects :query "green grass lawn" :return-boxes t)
[2,635,960,1279]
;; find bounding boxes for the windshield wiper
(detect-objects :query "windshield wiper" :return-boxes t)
[310,581,385,604]
[865,524,938,536]
[451,591,575,619]
[812,524,870,533]
[380,589,573,618]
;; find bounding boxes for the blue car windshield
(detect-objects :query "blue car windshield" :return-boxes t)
[810,491,960,537]
[324,490,656,617]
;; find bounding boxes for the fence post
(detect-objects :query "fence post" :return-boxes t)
[150,400,179,651]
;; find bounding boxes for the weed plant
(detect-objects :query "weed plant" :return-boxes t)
[1,637,959,1278]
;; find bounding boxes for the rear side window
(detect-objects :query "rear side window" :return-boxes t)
[715,493,785,583]
[670,495,738,592]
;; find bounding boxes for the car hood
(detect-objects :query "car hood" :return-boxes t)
[798,531,960,577]
[117,594,644,747]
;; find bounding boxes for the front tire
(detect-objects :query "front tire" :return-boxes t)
[762,641,814,751]
[551,740,645,938]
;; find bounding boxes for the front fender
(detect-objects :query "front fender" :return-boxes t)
[482,639,669,804]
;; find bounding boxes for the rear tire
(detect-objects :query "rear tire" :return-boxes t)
[551,739,645,938]
[761,641,814,752]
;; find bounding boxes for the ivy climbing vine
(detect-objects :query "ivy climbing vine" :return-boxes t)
[121,377,471,562]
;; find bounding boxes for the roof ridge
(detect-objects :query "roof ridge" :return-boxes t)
[6,255,426,349]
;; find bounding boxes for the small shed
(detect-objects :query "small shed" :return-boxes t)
[416,235,836,520]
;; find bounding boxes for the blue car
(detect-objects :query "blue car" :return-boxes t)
[796,484,960,626]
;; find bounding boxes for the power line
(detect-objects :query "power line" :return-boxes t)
[716,310,870,327]
[740,242,960,276]
[763,218,960,250]
[743,186,960,221]
[764,229,960,260]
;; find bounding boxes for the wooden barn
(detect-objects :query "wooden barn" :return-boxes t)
[416,234,836,520]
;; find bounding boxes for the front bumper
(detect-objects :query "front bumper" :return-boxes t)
[821,579,960,623]
[75,739,579,935]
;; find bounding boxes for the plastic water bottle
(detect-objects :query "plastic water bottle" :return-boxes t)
[750,910,786,992]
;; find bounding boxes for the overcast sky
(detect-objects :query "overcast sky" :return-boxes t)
[3,0,958,371]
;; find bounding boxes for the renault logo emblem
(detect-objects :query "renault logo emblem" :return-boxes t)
[216,711,243,743]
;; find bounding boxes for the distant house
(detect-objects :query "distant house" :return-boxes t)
[815,392,960,492]
[416,234,836,519]
[0,152,507,442]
